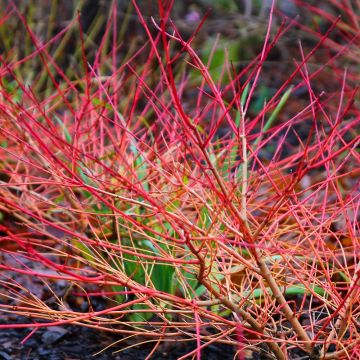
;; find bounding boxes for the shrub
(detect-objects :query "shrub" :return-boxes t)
[0,1,359,359]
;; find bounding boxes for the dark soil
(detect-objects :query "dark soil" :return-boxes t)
[0,318,239,360]
[0,252,239,360]
[0,320,316,360]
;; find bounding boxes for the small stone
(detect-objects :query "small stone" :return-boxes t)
[41,327,68,345]
[0,351,12,360]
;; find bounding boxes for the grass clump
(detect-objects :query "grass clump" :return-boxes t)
[0,1,359,359]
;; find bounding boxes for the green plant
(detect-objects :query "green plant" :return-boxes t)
[0,1,359,359]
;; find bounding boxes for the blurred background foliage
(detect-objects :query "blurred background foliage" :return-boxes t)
[1,0,351,119]
[1,0,357,172]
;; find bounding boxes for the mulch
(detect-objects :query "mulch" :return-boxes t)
[0,317,239,360]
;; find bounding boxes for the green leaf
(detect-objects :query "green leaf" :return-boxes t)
[265,86,293,132]
[123,253,145,284]
[150,263,175,294]
[112,285,126,304]
[254,86,293,147]
[240,83,250,109]
[2,79,23,104]
[245,284,326,300]
[54,115,72,143]
[72,239,94,262]
[128,303,153,322]
[0,140,8,148]
[131,144,149,193]
[76,166,94,186]
[92,97,112,110]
